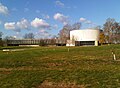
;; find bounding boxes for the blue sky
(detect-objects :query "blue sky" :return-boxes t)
[0,0,120,39]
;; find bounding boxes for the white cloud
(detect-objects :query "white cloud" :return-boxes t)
[31,18,50,29]
[85,20,92,24]
[55,1,64,7]
[79,17,97,28]
[16,19,30,29]
[39,29,46,33]
[79,17,86,22]
[4,19,30,32]
[55,1,76,9]
[4,22,16,30]
[80,17,93,24]
[4,18,51,33]
[54,13,69,25]
[0,3,9,15]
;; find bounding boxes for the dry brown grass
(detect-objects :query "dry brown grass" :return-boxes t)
[38,80,86,88]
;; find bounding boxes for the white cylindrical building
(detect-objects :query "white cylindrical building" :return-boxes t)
[66,29,100,46]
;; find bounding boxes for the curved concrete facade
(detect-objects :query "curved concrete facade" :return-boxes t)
[70,29,99,41]
[67,29,100,46]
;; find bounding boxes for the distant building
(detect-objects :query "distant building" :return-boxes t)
[6,39,56,46]
[6,29,100,46]
[66,29,100,46]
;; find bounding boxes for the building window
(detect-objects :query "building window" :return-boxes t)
[75,41,95,46]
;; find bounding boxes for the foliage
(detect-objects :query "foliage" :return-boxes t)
[99,31,106,44]
[0,45,120,87]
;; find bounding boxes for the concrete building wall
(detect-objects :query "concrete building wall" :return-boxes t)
[67,29,100,46]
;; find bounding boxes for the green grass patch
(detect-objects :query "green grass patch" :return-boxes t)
[0,45,120,88]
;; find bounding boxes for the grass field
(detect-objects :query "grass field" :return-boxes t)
[0,45,120,88]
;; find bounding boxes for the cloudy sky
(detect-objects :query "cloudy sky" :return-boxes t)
[0,0,120,39]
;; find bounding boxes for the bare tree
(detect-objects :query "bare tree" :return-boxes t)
[23,33,35,39]
[0,32,3,46]
[4,36,16,40]
[103,18,120,44]
[58,24,71,42]
[112,22,120,43]
[72,22,81,30]
[58,22,81,42]
[0,32,3,39]
[103,18,115,43]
